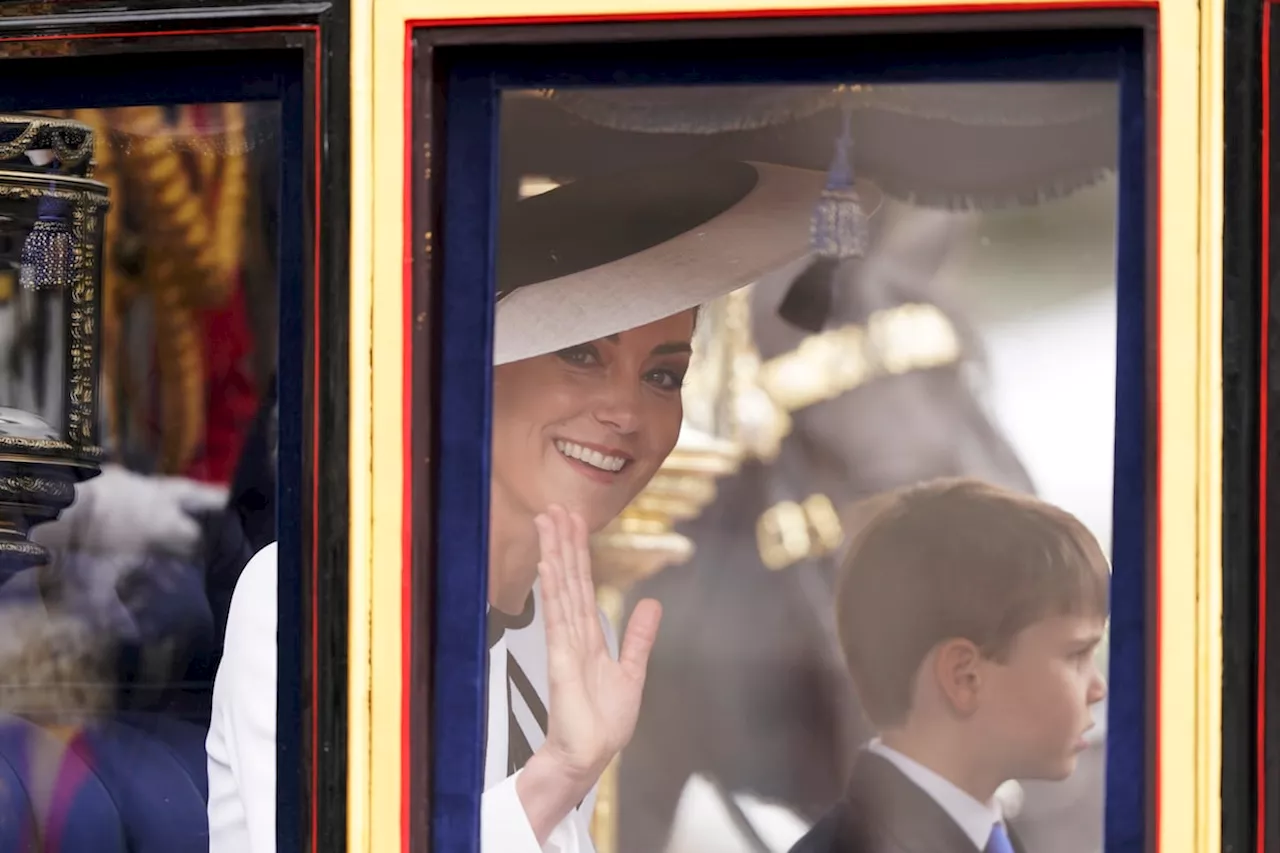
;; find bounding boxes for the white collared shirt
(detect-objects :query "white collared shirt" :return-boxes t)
[865,739,1003,851]
[482,584,614,852]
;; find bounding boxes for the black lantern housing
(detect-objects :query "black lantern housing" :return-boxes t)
[0,113,109,574]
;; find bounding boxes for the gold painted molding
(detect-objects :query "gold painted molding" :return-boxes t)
[1159,3,1222,852]
[1194,3,1225,853]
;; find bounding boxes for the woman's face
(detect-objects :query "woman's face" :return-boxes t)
[492,310,695,533]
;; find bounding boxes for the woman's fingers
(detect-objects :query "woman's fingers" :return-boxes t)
[549,506,586,637]
[535,558,568,649]
[538,506,608,656]
[569,511,603,652]
[537,508,563,568]
[535,513,576,649]
[618,598,662,684]
[570,511,593,603]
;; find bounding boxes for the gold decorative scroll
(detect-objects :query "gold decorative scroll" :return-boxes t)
[759,302,962,415]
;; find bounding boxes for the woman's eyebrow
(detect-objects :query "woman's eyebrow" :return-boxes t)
[651,342,693,356]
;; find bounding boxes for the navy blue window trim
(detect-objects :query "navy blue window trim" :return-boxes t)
[1104,33,1152,853]
[433,64,501,853]
[432,25,1150,853]
[0,51,290,112]
[474,34,1127,88]
[275,59,309,853]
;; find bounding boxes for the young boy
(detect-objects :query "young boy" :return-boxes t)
[788,478,1109,853]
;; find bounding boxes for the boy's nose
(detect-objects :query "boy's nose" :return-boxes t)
[1087,671,1108,704]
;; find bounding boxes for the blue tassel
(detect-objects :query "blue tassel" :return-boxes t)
[778,101,870,333]
[19,195,72,291]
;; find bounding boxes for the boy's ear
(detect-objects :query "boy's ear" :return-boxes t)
[932,638,982,717]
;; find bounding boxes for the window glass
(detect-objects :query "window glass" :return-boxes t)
[476,80,1120,853]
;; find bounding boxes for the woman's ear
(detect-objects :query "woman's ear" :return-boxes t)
[931,638,983,717]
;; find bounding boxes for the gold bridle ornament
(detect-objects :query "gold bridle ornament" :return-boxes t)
[744,299,965,571]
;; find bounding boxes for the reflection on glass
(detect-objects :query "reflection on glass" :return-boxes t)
[0,103,281,850]
[0,286,67,430]
[485,82,1118,853]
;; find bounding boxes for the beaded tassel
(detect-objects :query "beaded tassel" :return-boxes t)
[19,195,73,292]
[777,100,870,333]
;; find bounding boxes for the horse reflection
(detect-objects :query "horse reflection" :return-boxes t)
[618,208,1035,853]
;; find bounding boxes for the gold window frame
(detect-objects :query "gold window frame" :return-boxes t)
[347,2,1225,851]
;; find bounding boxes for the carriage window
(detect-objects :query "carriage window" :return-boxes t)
[0,103,284,849]
[436,75,1127,853]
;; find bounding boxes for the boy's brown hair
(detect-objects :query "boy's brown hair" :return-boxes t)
[835,477,1110,729]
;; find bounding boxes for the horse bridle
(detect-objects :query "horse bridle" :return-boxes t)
[731,300,964,466]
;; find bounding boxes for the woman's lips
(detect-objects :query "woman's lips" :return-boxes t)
[554,439,632,483]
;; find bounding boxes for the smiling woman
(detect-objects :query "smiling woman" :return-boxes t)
[477,158,823,852]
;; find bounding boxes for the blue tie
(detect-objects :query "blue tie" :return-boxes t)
[986,822,1016,853]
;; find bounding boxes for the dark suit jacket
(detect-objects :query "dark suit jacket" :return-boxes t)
[787,752,1028,853]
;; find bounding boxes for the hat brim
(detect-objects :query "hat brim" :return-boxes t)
[494,161,828,365]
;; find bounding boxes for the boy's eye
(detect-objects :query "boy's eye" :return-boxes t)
[1069,648,1096,665]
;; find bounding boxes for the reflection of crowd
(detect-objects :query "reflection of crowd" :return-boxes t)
[0,383,277,850]
[0,101,282,851]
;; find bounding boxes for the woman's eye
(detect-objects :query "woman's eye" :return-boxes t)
[646,368,685,390]
[556,345,599,366]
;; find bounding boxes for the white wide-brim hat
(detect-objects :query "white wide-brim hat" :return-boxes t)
[494,159,829,366]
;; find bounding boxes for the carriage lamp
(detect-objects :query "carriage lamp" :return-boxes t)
[0,113,109,577]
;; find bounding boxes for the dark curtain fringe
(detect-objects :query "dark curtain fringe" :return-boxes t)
[875,167,1115,212]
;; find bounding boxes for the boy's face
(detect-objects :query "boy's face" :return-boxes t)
[975,614,1108,781]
